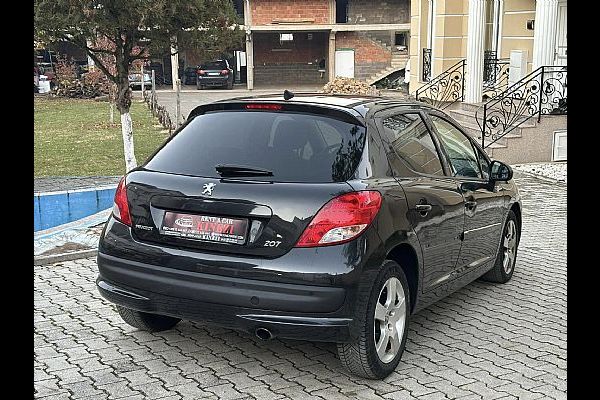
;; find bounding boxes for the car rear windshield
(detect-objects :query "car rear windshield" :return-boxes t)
[201,61,227,70]
[145,111,366,183]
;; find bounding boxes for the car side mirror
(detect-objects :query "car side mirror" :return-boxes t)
[489,160,513,182]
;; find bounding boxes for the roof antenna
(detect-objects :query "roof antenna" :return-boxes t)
[283,90,294,100]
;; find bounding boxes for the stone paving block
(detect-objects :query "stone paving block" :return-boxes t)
[34,173,566,400]
[131,380,175,399]
[96,380,143,399]
[58,380,105,399]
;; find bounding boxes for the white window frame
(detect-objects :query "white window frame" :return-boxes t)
[552,130,567,161]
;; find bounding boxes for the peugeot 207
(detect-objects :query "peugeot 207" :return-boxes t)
[96,92,521,379]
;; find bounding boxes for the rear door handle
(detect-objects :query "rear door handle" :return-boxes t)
[465,200,477,210]
[415,204,432,215]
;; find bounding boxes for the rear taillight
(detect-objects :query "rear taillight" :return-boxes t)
[220,69,229,75]
[198,69,206,75]
[112,177,131,226]
[295,191,382,248]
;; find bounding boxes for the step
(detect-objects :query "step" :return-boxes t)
[451,115,522,141]
[452,106,537,129]
[460,102,487,113]
[368,67,404,85]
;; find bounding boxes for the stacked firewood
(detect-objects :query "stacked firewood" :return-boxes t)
[321,77,381,96]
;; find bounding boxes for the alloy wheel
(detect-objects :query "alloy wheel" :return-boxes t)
[502,219,517,274]
[373,277,406,363]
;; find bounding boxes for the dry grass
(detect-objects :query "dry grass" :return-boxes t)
[34,96,169,177]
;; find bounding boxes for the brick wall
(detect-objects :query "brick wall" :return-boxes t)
[335,32,392,81]
[347,0,409,24]
[253,32,328,85]
[251,0,330,25]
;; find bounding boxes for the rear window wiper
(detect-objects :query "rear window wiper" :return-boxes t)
[215,164,274,177]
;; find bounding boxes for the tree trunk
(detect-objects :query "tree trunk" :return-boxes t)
[120,111,137,171]
[116,77,137,172]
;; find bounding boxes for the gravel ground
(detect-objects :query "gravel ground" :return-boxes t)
[512,162,566,183]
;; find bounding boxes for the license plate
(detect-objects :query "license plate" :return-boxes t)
[160,212,248,245]
[208,72,220,76]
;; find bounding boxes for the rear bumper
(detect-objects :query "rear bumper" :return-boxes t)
[97,273,352,342]
[97,252,346,313]
[197,76,229,86]
[96,217,386,342]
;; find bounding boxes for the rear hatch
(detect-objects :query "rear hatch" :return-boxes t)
[199,61,229,78]
[127,102,367,258]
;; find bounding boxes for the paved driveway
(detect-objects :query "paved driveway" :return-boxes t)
[34,173,566,400]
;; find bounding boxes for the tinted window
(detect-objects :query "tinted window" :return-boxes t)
[430,115,481,178]
[201,61,227,70]
[381,113,444,176]
[145,111,366,183]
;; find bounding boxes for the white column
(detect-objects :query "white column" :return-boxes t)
[328,31,336,81]
[465,0,486,103]
[532,0,559,69]
[246,31,254,90]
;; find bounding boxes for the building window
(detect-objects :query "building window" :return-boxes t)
[484,0,501,53]
[336,0,349,23]
[395,32,408,51]
[232,0,244,21]
[553,131,567,161]
[279,33,294,43]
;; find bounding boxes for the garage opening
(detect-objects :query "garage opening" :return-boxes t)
[253,32,328,87]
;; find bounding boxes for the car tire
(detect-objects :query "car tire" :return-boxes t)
[116,305,181,332]
[480,210,520,284]
[337,260,410,379]
[227,80,234,90]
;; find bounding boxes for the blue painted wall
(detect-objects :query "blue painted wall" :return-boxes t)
[34,187,116,232]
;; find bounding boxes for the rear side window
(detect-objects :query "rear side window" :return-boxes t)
[145,111,366,183]
[381,113,444,176]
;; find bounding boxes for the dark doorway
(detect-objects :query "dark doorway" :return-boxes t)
[336,0,349,23]
[395,32,407,47]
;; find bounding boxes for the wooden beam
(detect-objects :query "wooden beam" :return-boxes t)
[246,23,411,32]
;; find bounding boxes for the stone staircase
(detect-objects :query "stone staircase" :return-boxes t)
[448,102,534,158]
[367,52,409,85]
[357,32,409,85]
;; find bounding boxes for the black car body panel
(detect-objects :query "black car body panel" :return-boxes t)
[97,93,521,342]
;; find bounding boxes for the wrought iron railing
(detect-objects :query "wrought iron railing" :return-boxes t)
[482,58,510,100]
[422,48,432,82]
[483,50,498,82]
[415,59,466,110]
[476,65,567,148]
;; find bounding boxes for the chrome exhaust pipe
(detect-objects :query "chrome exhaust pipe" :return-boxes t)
[255,327,273,340]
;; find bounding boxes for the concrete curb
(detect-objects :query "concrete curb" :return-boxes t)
[34,249,97,266]
[35,208,111,240]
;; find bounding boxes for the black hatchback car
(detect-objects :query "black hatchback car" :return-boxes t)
[196,60,234,90]
[97,93,521,379]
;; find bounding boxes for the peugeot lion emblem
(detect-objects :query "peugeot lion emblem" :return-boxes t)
[202,183,216,196]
